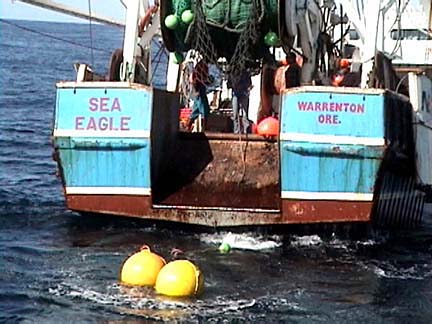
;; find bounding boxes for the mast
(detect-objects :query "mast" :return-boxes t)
[429,1,432,30]
[121,0,161,83]
[17,0,124,27]
[121,0,141,81]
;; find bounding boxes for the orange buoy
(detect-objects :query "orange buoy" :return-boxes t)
[339,58,351,69]
[257,116,279,137]
[120,246,166,286]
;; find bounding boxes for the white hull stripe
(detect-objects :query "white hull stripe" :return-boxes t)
[280,133,384,146]
[53,129,150,138]
[66,187,151,195]
[281,191,374,201]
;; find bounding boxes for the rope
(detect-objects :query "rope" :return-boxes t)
[239,133,248,184]
[88,0,95,67]
[187,0,264,86]
[226,0,262,86]
[188,0,220,66]
[0,19,111,54]
[180,61,194,103]
[2,19,170,87]
[149,39,169,85]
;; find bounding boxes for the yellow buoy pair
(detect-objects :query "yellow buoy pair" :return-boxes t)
[120,246,203,297]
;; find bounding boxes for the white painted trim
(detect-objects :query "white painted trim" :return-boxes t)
[281,191,374,201]
[53,129,150,138]
[153,204,280,213]
[66,187,151,195]
[280,132,384,146]
[56,81,150,90]
[282,85,386,96]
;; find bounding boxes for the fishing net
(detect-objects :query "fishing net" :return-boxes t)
[186,0,266,84]
[224,2,263,85]
[201,0,260,32]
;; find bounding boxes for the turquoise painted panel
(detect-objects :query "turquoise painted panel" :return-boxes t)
[282,142,383,159]
[55,137,150,188]
[280,91,384,138]
[280,142,383,193]
[55,87,152,132]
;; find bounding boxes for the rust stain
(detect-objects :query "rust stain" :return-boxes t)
[66,194,374,227]
[289,203,305,216]
[281,200,372,223]
[152,134,280,210]
[332,146,341,153]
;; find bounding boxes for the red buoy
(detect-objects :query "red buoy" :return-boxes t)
[257,117,279,137]
[339,58,351,69]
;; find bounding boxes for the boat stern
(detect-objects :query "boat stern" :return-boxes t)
[279,86,386,224]
[52,82,167,216]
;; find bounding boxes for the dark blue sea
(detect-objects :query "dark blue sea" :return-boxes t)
[1,19,432,323]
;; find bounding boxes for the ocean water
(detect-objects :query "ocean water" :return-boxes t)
[1,20,432,323]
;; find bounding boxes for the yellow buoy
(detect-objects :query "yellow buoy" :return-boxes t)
[155,260,204,297]
[120,246,166,286]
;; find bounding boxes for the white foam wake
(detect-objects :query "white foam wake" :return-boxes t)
[200,232,282,251]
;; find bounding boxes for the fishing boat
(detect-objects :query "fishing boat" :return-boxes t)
[22,0,432,227]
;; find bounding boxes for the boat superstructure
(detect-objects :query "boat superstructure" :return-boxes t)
[21,0,432,227]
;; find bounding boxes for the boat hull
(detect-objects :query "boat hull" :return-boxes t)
[52,83,426,227]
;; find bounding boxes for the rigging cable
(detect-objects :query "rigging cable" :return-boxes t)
[0,19,110,54]
[149,39,168,85]
[88,0,95,67]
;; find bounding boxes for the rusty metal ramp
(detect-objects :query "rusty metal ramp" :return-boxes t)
[152,132,280,212]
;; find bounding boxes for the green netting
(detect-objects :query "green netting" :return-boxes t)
[201,0,255,32]
[164,0,279,83]
[169,0,278,33]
